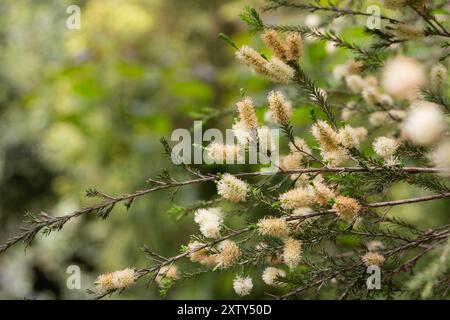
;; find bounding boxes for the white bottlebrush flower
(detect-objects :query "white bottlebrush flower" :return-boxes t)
[233,275,253,296]
[341,107,357,121]
[311,177,335,205]
[216,173,249,202]
[333,64,349,81]
[353,127,368,143]
[383,0,407,10]
[155,265,180,288]
[338,125,361,149]
[325,41,337,54]
[267,56,295,83]
[194,208,224,239]
[235,45,271,77]
[257,217,289,238]
[282,238,302,269]
[362,87,382,106]
[333,196,361,223]
[402,101,445,146]
[321,149,349,167]
[216,240,241,268]
[268,91,292,125]
[232,120,254,146]
[285,32,303,61]
[236,97,259,129]
[373,136,399,159]
[430,64,447,91]
[207,143,240,163]
[261,29,288,61]
[262,267,286,286]
[257,126,277,155]
[388,109,406,120]
[367,240,385,252]
[345,75,366,93]
[381,56,425,100]
[279,187,313,210]
[187,241,209,264]
[430,141,450,170]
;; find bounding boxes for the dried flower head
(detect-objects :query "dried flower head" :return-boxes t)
[402,101,445,146]
[383,0,407,9]
[283,238,302,269]
[262,267,286,286]
[236,97,259,129]
[333,196,361,223]
[285,33,303,61]
[262,30,288,61]
[194,208,224,239]
[257,217,289,238]
[289,137,311,155]
[394,24,424,39]
[279,187,313,210]
[362,252,385,266]
[268,91,292,125]
[216,240,242,268]
[207,143,241,163]
[216,173,249,202]
[430,64,447,91]
[338,125,361,149]
[382,56,425,100]
[233,275,253,296]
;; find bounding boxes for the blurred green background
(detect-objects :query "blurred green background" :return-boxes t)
[0,0,448,299]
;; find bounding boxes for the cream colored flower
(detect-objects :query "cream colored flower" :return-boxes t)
[333,196,361,223]
[402,101,445,146]
[279,187,313,210]
[362,252,385,266]
[381,56,425,100]
[216,174,249,202]
[268,91,292,125]
[262,267,286,286]
[233,275,253,296]
[257,217,289,238]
